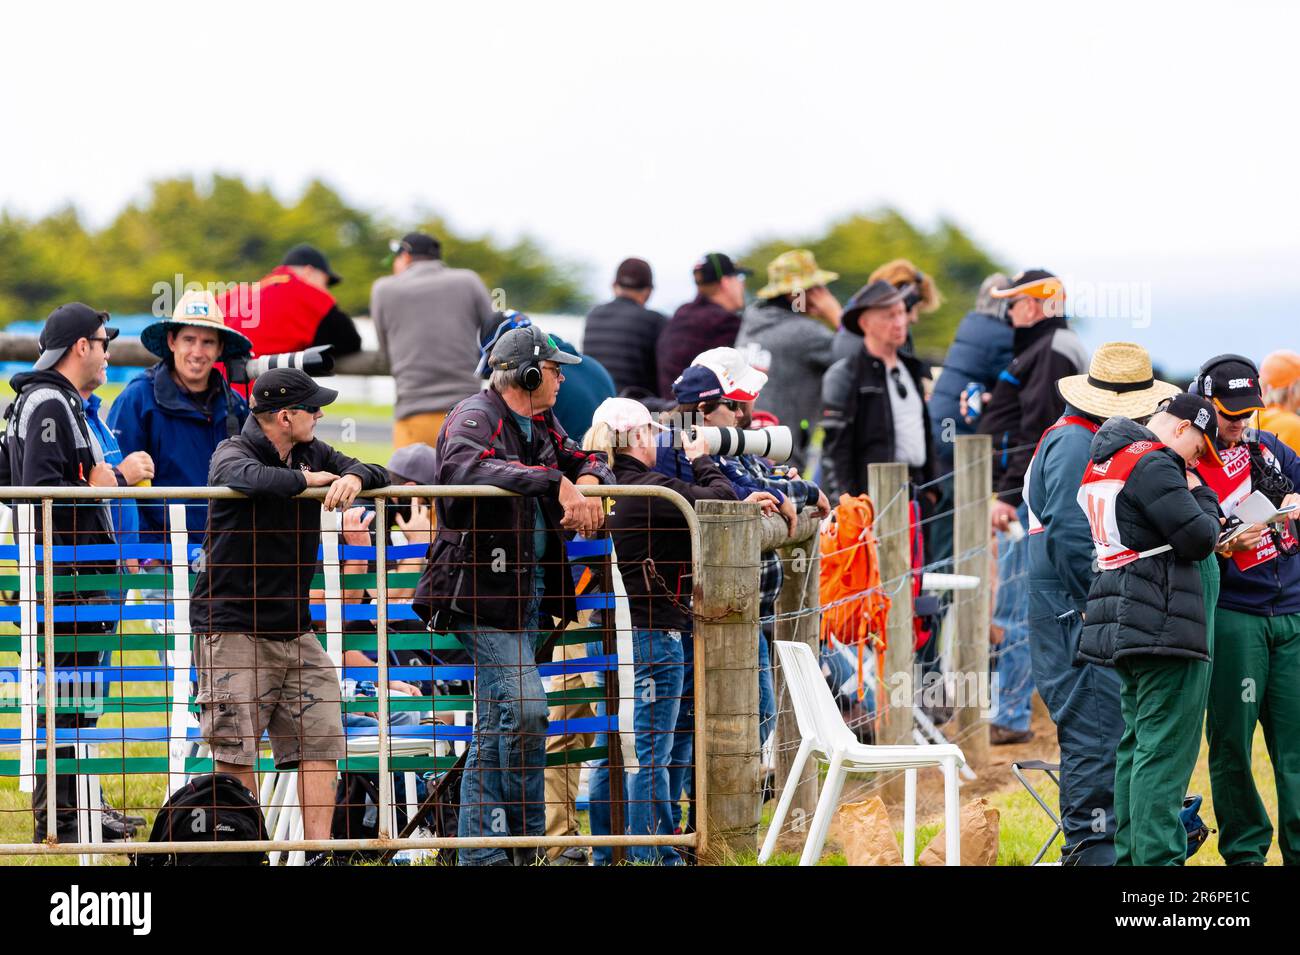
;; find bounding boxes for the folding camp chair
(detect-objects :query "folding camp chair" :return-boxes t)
[1010,759,1063,865]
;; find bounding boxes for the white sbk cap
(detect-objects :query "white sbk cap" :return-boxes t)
[592,397,666,433]
[691,346,768,401]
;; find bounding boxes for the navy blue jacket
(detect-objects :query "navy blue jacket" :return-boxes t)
[107,363,249,545]
[550,336,616,441]
[1025,405,1102,610]
[1212,430,1300,618]
[929,310,1015,468]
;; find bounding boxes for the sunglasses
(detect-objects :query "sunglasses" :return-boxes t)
[889,367,908,401]
[288,405,320,414]
[86,336,112,350]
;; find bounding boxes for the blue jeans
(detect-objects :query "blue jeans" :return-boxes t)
[991,503,1033,732]
[821,642,877,715]
[453,600,547,865]
[758,630,775,748]
[668,633,695,833]
[590,629,686,865]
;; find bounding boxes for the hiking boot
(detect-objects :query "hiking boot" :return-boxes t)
[511,847,549,866]
[99,811,139,842]
[990,725,1034,746]
[549,846,590,866]
[104,807,147,830]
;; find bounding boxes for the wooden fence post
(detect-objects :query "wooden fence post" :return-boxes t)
[771,522,821,847]
[695,499,763,863]
[953,434,992,769]
[868,463,913,805]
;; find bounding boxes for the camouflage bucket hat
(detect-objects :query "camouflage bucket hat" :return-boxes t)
[756,249,840,300]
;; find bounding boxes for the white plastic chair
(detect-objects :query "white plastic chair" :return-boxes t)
[760,640,966,866]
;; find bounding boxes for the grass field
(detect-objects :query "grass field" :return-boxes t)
[0,648,1284,866]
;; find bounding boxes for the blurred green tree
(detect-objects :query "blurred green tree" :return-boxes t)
[740,208,1006,359]
[0,176,590,326]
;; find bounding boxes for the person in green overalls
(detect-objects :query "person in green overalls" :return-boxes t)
[1192,355,1300,865]
[1074,394,1224,865]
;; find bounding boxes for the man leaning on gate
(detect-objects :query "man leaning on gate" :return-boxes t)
[414,323,611,866]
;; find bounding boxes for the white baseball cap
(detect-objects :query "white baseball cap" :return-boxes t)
[691,346,768,401]
[592,397,666,433]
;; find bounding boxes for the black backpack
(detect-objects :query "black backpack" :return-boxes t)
[134,773,268,866]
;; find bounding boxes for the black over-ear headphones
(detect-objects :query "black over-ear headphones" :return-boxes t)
[502,325,546,392]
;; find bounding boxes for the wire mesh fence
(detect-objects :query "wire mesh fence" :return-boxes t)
[0,436,1022,865]
[0,484,703,864]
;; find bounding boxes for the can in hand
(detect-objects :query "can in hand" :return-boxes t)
[963,382,984,422]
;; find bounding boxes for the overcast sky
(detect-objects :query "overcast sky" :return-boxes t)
[2,1,1296,372]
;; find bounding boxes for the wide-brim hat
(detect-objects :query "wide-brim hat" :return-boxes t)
[756,249,840,300]
[840,279,909,336]
[140,290,253,362]
[1057,341,1182,419]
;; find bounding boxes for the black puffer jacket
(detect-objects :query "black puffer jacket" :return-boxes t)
[1077,417,1222,666]
[581,296,667,396]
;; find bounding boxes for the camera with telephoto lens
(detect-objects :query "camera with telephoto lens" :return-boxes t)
[225,344,335,384]
[688,425,793,464]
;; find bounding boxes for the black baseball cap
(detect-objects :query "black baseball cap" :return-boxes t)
[1158,392,1223,465]
[250,367,339,412]
[615,257,653,289]
[489,325,581,372]
[840,279,911,336]
[693,252,751,284]
[35,303,119,371]
[1196,355,1264,416]
[390,232,442,258]
[282,243,342,286]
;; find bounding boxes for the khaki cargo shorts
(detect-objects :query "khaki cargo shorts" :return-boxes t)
[194,631,345,769]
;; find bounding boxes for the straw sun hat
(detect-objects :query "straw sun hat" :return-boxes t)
[1057,342,1182,419]
[140,289,253,362]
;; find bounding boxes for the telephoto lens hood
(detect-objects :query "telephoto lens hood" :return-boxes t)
[227,344,335,383]
[689,425,793,463]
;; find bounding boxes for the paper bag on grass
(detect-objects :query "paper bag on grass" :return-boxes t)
[833,797,903,866]
[918,797,999,866]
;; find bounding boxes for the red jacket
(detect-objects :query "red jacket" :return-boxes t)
[217,266,335,358]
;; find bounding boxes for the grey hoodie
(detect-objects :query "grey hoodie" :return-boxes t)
[735,300,836,467]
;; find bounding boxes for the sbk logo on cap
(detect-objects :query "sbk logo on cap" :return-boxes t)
[1229,377,1254,390]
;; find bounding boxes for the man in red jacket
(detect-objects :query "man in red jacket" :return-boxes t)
[217,244,361,383]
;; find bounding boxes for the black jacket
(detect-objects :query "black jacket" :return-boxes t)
[412,388,612,634]
[1077,418,1222,666]
[582,296,667,397]
[820,347,935,498]
[189,416,389,639]
[2,370,118,570]
[608,453,736,632]
[978,316,1089,506]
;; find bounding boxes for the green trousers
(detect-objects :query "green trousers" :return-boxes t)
[1113,556,1218,866]
[1207,605,1300,865]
